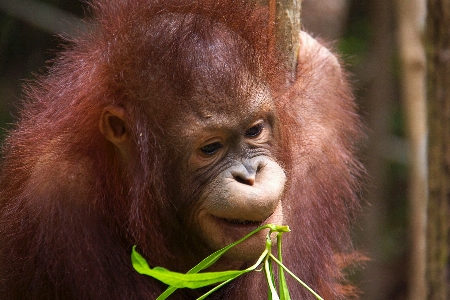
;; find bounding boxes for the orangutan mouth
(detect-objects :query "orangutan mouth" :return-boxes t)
[223,219,262,226]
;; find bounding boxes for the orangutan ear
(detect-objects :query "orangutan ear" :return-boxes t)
[99,105,129,146]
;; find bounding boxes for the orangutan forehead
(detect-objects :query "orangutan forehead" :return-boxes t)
[174,85,274,135]
[203,88,271,119]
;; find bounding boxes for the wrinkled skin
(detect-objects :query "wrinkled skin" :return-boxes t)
[101,70,287,263]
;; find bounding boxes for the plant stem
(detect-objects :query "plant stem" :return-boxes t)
[269,254,323,300]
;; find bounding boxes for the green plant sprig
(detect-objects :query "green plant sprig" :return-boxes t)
[131,224,323,300]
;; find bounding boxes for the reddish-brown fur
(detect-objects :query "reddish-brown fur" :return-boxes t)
[0,0,364,299]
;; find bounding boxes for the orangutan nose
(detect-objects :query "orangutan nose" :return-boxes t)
[230,162,258,186]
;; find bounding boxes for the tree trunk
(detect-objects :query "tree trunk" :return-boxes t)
[427,0,450,299]
[395,1,428,300]
[256,0,301,80]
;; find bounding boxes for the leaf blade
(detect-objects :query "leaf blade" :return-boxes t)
[156,224,276,297]
[277,233,291,300]
[270,254,323,300]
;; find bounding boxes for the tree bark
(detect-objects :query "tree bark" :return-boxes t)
[260,0,301,80]
[427,0,450,299]
[395,1,428,300]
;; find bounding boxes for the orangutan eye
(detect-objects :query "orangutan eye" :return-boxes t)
[200,142,223,155]
[245,124,263,137]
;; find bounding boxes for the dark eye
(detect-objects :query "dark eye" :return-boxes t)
[245,124,263,137]
[200,142,223,155]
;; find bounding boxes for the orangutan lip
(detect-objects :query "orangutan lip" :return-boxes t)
[223,218,261,226]
[217,214,271,229]
[209,214,270,230]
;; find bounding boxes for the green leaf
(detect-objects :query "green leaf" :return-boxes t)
[156,224,277,298]
[188,224,278,273]
[132,246,250,289]
[264,233,276,300]
[149,268,249,289]
[270,254,324,300]
[265,257,279,300]
[156,287,177,300]
[131,245,151,273]
[131,224,324,300]
[277,233,291,300]
[196,274,242,300]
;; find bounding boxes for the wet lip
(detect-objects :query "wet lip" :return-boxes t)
[212,215,267,230]
[206,214,275,249]
[223,218,262,226]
